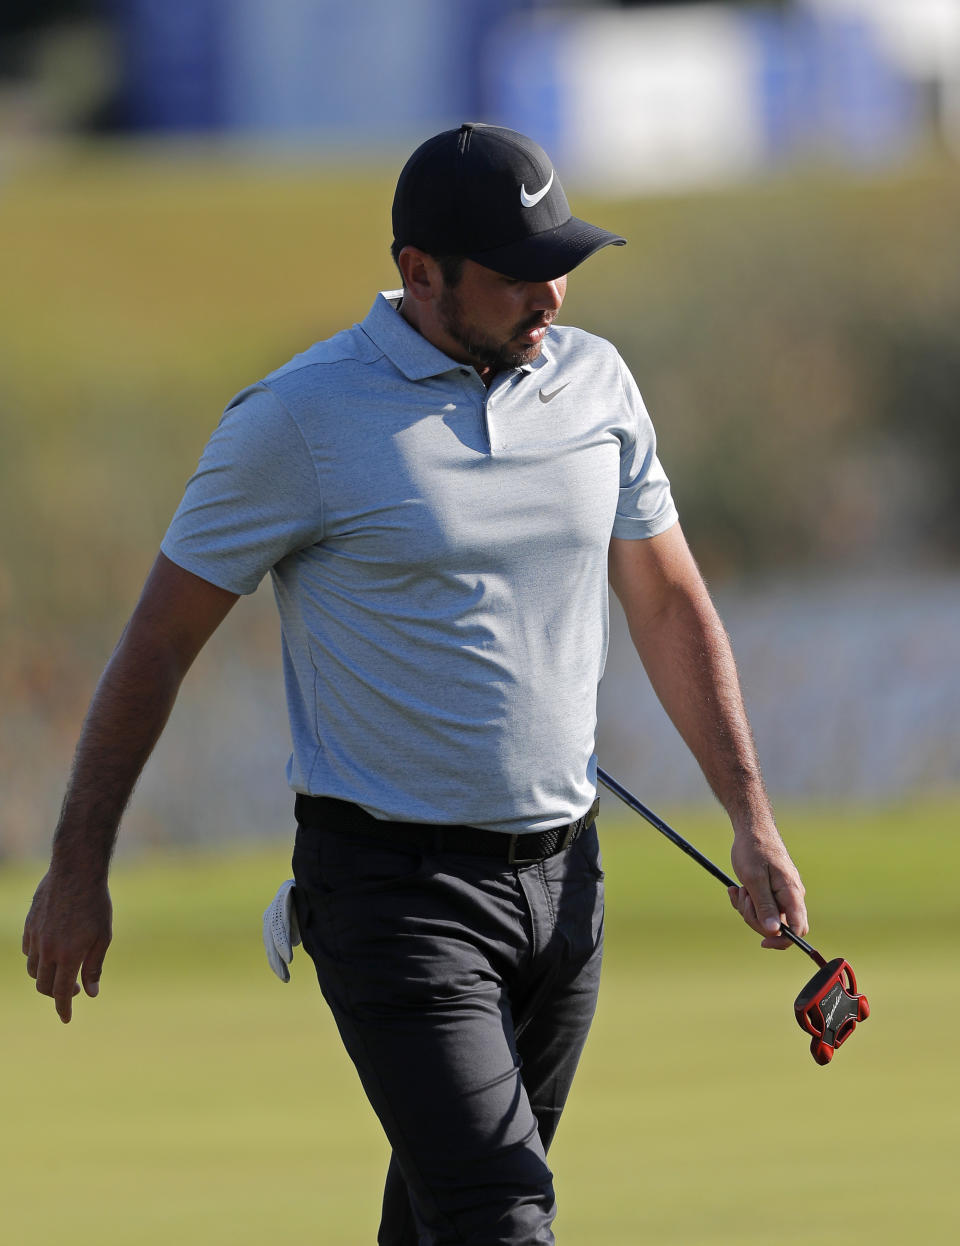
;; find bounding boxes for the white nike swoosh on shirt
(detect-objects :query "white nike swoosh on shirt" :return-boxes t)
[539,382,570,404]
[520,171,554,208]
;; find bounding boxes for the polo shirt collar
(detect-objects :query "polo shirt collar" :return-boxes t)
[362,291,462,381]
[361,290,551,382]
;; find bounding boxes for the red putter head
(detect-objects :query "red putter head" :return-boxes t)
[794,958,870,1065]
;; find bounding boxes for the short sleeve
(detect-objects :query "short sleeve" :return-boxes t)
[161,384,325,594]
[611,355,679,540]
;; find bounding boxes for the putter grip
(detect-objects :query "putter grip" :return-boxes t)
[596,766,825,967]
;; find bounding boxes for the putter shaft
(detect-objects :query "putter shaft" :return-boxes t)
[596,767,824,967]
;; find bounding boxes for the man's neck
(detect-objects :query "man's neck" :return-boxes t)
[397,294,496,386]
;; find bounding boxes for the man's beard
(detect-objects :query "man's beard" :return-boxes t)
[439,285,551,374]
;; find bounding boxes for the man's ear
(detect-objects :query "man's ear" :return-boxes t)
[397,246,441,303]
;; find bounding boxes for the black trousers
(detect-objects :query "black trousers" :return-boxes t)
[292,808,605,1245]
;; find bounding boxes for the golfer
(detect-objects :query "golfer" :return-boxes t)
[24,123,808,1244]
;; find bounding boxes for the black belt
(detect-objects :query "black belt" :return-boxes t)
[295,794,600,866]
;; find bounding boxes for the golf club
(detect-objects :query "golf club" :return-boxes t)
[596,766,869,1064]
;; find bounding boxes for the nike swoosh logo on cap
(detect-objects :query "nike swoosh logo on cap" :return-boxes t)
[539,382,569,404]
[520,170,554,208]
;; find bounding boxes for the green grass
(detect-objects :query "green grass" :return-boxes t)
[4,148,958,1232]
[3,801,957,1244]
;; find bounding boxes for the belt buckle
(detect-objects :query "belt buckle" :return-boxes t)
[506,834,544,866]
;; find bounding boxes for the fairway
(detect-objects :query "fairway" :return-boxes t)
[4,138,960,1246]
[3,801,957,1244]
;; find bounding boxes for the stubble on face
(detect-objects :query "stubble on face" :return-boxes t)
[438,282,552,374]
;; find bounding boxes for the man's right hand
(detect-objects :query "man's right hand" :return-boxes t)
[22,871,113,1024]
[21,555,238,1025]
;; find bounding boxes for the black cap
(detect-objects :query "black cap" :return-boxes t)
[392,123,626,282]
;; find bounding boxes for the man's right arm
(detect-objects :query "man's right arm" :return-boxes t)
[22,553,239,1023]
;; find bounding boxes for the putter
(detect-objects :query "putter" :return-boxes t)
[596,767,869,1065]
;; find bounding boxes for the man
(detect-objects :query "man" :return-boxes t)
[24,123,807,1244]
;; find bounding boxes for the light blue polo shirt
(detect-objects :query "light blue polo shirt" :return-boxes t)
[162,292,678,833]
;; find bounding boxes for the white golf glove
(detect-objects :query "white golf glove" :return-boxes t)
[262,878,300,982]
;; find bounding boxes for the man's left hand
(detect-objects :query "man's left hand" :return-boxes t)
[728,825,808,949]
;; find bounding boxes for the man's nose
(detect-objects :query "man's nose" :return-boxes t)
[530,278,566,312]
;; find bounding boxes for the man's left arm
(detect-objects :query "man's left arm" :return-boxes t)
[608,523,808,948]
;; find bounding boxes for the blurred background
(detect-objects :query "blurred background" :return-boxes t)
[2,0,958,854]
[2,5,959,1245]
